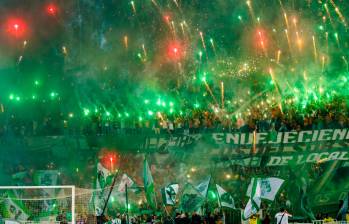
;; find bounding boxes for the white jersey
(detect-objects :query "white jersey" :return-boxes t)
[275,212,292,224]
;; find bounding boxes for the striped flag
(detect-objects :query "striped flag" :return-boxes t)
[246,177,284,201]
[243,178,261,220]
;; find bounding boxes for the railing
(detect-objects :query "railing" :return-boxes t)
[290,221,348,224]
[312,220,348,224]
[4,221,61,224]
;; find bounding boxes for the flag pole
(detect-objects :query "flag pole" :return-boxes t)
[98,171,119,224]
[126,183,130,224]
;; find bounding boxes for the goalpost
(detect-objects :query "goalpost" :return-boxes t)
[0,186,75,223]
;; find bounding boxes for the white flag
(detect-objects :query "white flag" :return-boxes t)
[216,184,235,209]
[195,176,211,197]
[243,178,261,220]
[118,174,135,192]
[246,177,284,201]
[161,183,179,205]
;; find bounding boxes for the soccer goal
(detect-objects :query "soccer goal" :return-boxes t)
[0,186,75,223]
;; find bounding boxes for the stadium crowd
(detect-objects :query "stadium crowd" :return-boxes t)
[0,95,349,139]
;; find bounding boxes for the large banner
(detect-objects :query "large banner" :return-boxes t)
[141,128,349,150]
[25,128,349,167]
[136,128,349,167]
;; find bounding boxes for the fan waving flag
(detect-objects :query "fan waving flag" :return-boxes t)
[196,175,211,197]
[161,183,179,206]
[246,177,284,201]
[243,178,261,220]
[143,159,156,209]
[216,184,235,209]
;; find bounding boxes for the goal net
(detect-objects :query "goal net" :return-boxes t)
[0,186,77,223]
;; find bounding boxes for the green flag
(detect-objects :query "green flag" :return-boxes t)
[96,163,113,190]
[216,184,235,209]
[143,159,156,209]
[161,183,179,206]
[180,183,205,212]
[93,163,114,215]
[1,191,29,221]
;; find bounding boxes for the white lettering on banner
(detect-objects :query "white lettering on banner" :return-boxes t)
[312,130,319,142]
[265,151,349,166]
[190,134,202,142]
[332,129,347,140]
[148,137,159,149]
[298,130,313,142]
[212,133,224,144]
[168,137,178,147]
[143,128,349,151]
[339,152,349,160]
[328,151,340,160]
[318,129,334,141]
[240,133,254,144]
[256,132,268,144]
[283,132,298,144]
[158,138,168,147]
[281,156,293,165]
[226,133,239,144]
[318,152,329,160]
[240,133,246,144]
[266,157,281,166]
[296,155,306,165]
[283,146,296,153]
[268,132,283,144]
[219,129,349,145]
[230,157,261,167]
[178,136,189,147]
[306,153,319,163]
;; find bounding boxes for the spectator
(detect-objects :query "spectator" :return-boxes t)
[262,214,270,224]
[275,208,292,224]
[191,211,202,224]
